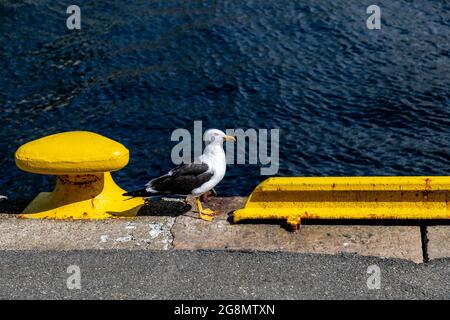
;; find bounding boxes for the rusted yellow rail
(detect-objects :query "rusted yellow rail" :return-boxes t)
[233,176,450,230]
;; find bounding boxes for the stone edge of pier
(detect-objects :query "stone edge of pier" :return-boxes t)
[2,196,449,264]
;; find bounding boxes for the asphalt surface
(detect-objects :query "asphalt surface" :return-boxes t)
[0,250,449,300]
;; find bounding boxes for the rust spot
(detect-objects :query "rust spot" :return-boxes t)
[58,174,100,187]
[423,178,432,200]
[425,178,432,190]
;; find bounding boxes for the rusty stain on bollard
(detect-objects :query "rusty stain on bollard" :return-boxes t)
[233,176,450,231]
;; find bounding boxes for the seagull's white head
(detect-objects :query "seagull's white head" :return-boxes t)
[204,129,236,146]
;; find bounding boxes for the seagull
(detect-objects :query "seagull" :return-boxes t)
[0,195,7,201]
[123,129,236,221]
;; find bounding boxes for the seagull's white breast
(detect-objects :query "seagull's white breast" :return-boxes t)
[191,144,227,196]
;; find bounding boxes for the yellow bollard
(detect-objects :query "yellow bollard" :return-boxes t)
[233,176,450,231]
[15,131,144,219]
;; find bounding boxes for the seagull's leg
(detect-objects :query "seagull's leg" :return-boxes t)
[182,196,190,208]
[196,197,215,222]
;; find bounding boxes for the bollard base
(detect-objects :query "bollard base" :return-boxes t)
[18,173,144,220]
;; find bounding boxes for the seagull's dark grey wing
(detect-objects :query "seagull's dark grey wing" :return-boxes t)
[147,163,213,195]
[169,163,211,177]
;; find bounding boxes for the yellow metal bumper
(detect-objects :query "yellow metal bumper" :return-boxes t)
[233,176,450,230]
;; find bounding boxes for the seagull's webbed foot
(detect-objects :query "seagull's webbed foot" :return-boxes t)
[199,212,214,222]
[200,208,215,215]
[196,197,216,222]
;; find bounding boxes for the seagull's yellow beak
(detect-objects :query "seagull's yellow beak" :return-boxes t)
[224,135,236,142]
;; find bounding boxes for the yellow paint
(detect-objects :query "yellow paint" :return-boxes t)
[233,177,450,229]
[16,131,129,174]
[15,131,144,219]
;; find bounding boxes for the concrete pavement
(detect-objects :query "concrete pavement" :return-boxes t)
[427,226,450,260]
[0,197,437,263]
[173,198,424,263]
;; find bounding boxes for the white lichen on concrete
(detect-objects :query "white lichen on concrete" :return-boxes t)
[115,235,134,243]
[161,236,173,250]
[1,203,175,251]
[161,197,185,203]
[125,222,137,230]
[149,223,163,238]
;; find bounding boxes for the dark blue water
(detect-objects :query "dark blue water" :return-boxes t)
[1,0,449,199]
